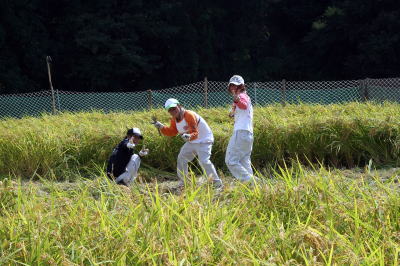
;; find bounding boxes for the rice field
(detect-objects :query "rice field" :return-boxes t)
[1,102,400,179]
[0,102,399,264]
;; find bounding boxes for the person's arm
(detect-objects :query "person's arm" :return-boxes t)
[234,92,249,110]
[160,118,179,136]
[229,104,236,117]
[183,111,199,141]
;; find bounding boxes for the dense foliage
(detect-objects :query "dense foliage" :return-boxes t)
[1,0,399,93]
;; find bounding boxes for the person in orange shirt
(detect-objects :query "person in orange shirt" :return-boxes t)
[153,98,223,189]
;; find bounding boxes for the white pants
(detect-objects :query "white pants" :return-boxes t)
[177,142,221,184]
[115,154,141,186]
[225,130,254,182]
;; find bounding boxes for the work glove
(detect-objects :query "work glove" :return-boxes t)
[139,148,149,157]
[153,121,164,129]
[127,138,135,149]
[181,133,191,142]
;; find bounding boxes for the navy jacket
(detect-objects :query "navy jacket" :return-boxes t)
[106,138,134,179]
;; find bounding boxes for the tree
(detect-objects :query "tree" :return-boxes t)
[0,0,49,93]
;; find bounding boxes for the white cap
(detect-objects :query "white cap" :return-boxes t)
[127,127,143,139]
[229,75,245,85]
[164,98,180,110]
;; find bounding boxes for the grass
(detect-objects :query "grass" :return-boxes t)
[0,102,399,264]
[0,165,399,264]
[1,102,400,179]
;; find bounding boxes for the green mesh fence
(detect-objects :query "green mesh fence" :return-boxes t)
[285,87,361,104]
[0,91,53,118]
[57,91,149,112]
[1,78,399,118]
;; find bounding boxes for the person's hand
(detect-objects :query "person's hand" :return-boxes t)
[139,148,149,157]
[181,133,191,142]
[233,94,240,102]
[153,121,164,129]
[127,142,135,149]
[229,106,235,118]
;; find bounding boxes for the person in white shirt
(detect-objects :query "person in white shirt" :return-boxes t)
[153,98,223,189]
[225,75,254,182]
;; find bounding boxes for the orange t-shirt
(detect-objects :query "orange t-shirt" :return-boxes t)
[160,110,199,141]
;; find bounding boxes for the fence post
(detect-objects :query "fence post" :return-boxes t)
[281,79,286,106]
[364,78,370,101]
[56,89,61,111]
[358,79,364,102]
[147,89,152,109]
[204,77,208,108]
[46,56,57,114]
[254,82,257,105]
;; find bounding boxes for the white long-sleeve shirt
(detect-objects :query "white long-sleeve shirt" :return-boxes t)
[232,92,253,133]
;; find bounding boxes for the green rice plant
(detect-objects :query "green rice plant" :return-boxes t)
[1,102,400,179]
[1,164,398,264]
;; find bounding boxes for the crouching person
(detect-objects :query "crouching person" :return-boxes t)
[106,128,149,186]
